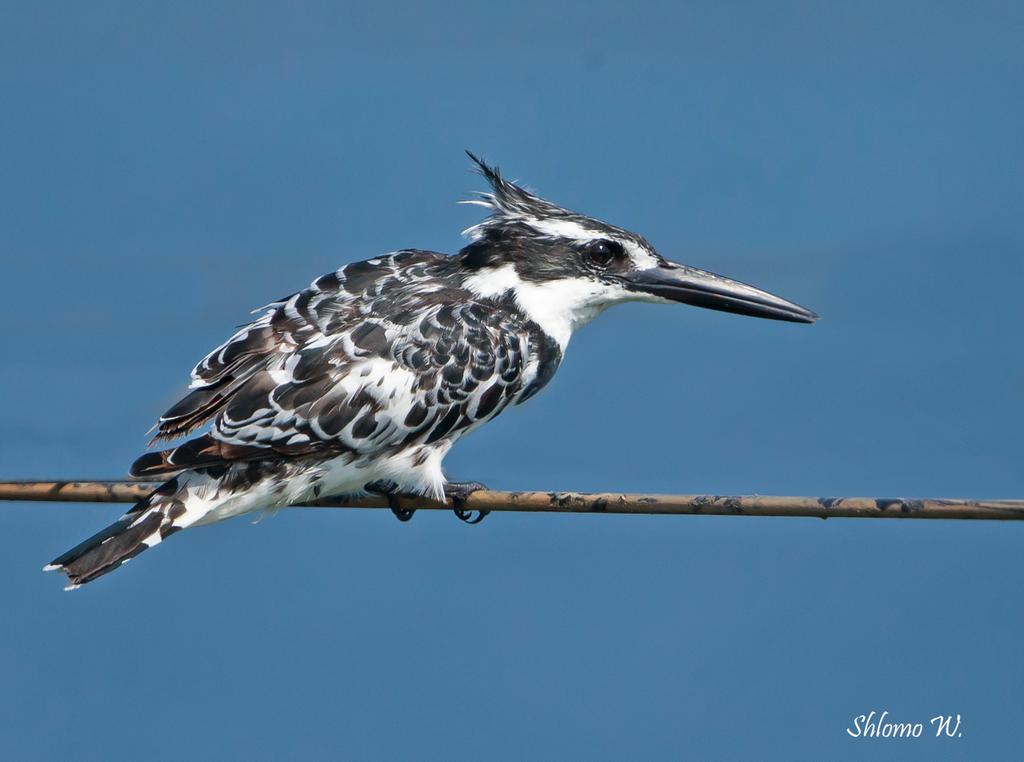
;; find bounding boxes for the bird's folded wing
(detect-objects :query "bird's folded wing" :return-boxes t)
[133,253,538,477]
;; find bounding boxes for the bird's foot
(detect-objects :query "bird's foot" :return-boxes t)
[364,480,417,522]
[446,481,489,524]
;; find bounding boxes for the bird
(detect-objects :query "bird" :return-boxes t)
[46,152,817,589]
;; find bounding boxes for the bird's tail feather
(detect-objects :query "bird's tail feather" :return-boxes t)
[45,475,198,590]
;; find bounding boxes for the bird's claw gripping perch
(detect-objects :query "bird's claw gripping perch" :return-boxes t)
[391,504,416,522]
[445,481,490,524]
[365,479,489,523]
[365,480,417,522]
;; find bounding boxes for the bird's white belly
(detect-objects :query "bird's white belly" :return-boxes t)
[193,440,455,526]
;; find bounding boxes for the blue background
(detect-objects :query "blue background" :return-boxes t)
[1,2,1022,759]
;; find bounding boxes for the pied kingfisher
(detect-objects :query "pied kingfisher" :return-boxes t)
[47,153,817,589]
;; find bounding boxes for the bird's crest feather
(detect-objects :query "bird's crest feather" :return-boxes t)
[461,151,572,239]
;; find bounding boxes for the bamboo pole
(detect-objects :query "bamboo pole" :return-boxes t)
[1,480,1022,520]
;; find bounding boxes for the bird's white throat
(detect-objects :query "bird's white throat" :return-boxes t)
[462,264,619,349]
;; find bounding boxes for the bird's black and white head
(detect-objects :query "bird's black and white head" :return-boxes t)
[458,153,817,348]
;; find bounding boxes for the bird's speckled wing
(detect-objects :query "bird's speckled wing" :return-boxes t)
[131,250,560,477]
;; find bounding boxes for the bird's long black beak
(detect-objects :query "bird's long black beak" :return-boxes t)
[622,261,818,323]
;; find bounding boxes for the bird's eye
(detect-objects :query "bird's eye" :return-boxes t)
[583,240,623,268]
